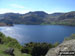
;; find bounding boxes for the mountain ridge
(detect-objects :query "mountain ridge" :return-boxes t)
[0,11,75,25]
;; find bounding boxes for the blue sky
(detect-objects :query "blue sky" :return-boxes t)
[0,0,75,14]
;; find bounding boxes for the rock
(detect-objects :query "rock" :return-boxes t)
[4,48,14,56]
[0,38,3,44]
[0,38,2,43]
[45,39,75,56]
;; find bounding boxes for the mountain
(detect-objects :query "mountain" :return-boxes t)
[24,11,48,17]
[0,13,22,24]
[21,11,48,24]
[55,11,75,25]
[58,11,75,20]
[49,13,64,17]
[0,11,48,25]
[43,13,64,23]
[0,11,75,25]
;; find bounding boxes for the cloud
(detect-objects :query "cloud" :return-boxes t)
[10,4,25,9]
[0,8,30,14]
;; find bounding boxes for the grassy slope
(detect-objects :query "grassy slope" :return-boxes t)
[0,44,31,56]
[0,32,31,56]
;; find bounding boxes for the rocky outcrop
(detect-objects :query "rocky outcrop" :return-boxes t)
[45,39,75,56]
[0,38,3,44]
[0,38,2,44]
[4,48,14,56]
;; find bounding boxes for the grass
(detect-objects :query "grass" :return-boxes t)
[0,44,31,56]
[0,32,31,56]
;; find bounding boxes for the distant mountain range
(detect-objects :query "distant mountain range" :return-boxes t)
[0,11,75,25]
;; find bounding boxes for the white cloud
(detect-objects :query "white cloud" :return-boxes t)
[10,4,25,9]
[0,8,30,14]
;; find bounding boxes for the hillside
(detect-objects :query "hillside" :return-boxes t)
[0,44,31,56]
[0,11,75,25]
[55,11,75,25]
[0,32,31,56]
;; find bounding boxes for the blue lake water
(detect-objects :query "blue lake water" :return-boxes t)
[0,24,75,44]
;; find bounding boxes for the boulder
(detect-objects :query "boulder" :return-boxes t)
[45,39,75,56]
[4,48,14,56]
[0,38,2,43]
[0,38,3,44]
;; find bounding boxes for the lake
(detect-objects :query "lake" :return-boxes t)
[0,24,75,44]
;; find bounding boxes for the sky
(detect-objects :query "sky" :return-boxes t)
[0,0,75,14]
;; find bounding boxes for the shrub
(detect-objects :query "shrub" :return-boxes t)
[64,34,75,41]
[21,42,54,56]
[53,42,60,47]
[0,32,22,49]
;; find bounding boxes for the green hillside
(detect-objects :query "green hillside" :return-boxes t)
[0,32,31,56]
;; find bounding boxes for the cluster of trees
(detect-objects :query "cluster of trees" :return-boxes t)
[21,42,59,56]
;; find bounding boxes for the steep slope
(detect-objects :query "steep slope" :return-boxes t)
[0,32,31,56]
